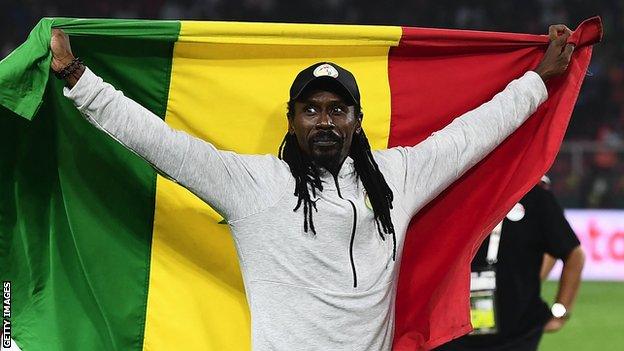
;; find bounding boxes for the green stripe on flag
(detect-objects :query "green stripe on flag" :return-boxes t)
[0,19,179,351]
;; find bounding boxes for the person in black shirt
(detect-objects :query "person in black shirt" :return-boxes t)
[436,180,585,351]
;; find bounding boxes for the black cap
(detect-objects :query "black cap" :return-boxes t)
[289,62,361,106]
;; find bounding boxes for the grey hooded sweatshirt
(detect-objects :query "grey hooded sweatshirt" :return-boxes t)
[64,68,547,350]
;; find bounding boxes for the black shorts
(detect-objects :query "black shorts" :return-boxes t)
[434,326,544,351]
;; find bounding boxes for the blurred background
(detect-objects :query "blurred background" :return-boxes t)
[1,1,622,350]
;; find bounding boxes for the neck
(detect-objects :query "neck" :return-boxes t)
[313,155,347,177]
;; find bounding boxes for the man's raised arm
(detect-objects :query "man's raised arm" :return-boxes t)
[384,25,575,216]
[51,29,290,222]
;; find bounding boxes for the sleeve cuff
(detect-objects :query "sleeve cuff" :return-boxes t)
[62,67,102,108]
[524,70,549,104]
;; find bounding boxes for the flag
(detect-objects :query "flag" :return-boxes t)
[0,17,601,351]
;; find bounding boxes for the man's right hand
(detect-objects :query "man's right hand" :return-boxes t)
[50,29,84,88]
[50,29,75,72]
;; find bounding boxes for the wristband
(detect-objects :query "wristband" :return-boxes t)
[551,302,570,319]
[53,57,84,80]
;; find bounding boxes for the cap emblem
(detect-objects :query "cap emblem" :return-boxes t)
[313,64,339,78]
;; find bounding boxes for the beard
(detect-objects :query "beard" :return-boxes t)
[308,131,345,169]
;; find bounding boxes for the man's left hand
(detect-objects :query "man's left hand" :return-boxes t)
[543,317,566,333]
[534,24,575,82]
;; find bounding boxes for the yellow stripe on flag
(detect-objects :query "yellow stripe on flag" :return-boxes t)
[143,21,401,351]
[179,21,401,47]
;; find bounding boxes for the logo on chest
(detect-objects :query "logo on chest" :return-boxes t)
[363,190,373,212]
[506,203,525,222]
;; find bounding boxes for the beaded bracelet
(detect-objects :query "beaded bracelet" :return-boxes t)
[53,57,84,80]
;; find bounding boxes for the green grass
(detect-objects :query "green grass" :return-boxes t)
[540,281,624,351]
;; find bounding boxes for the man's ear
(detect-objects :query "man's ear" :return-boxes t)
[355,113,363,134]
[287,115,295,134]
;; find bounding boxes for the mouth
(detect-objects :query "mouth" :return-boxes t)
[313,140,338,146]
[310,134,341,148]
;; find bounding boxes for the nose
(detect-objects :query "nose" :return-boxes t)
[316,112,335,129]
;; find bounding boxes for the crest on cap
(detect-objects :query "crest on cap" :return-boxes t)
[313,63,339,78]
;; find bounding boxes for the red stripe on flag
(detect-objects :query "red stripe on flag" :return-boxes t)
[388,17,601,351]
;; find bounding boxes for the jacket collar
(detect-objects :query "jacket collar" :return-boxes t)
[318,156,358,192]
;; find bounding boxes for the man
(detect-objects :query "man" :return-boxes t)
[435,180,585,351]
[540,175,559,280]
[49,25,573,350]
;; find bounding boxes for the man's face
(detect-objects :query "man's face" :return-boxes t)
[288,89,362,168]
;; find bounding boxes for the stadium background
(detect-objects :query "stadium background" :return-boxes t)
[1,1,622,350]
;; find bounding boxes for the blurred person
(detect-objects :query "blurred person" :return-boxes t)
[435,180,585,351]
[539,175,559,281]
[540,175,559,281]
[48,24,573,350]
[540,254,557,280]
[581,144,619,208]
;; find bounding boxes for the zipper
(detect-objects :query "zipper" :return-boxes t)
[333,175,358,288]
[347,199,358,288]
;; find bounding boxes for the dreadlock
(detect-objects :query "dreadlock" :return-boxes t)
[279,101,398,260]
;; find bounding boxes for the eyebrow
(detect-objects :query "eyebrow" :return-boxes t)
[301,97,348,105]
